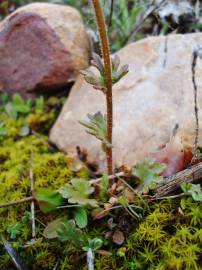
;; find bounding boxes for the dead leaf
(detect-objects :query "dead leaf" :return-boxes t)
[107,217,116,230]
[112,229,125,245]
[91,208,109,220]
[95,250,113,256]
[105,231,113,239]
[109,197,118,205]
[123,188,136,203]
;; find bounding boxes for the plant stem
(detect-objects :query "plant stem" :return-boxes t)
[89,171,124,185]
[57,204,81,209]
[0,196,34,209]
[153,193,188,201]
[108,0,114,27]
[91,0,113,175]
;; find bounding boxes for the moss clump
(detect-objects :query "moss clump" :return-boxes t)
[0,96,201,270]
[122,199,202,270]
[0,96,90,269]
[0,133,91,268]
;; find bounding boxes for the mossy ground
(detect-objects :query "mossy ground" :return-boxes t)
[0,97,201,270]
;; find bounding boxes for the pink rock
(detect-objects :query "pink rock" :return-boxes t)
[0,3,91,96]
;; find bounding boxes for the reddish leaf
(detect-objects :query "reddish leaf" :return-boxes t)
[107,218,116,230]
[91,208,109,220]
[105,231,113,239]
[112,229,125,245]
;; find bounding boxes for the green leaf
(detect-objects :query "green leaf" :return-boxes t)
[91,53,104,74]
[56,219,83,246]
[81,69,106,92]
[35,188,64,213]
[132,159,166,193]
[44,217,67,239]
[4,94,32,118]
[82,53,106,93]
[35,96,44,111]
[74,207,88,228]
[12,94,31,114]
[5,102,17,119]
[1,93,9,104]
[111,55,129,84]
[99,174,109,203]
[82,53,128,90]
[12,94,24,106]
[58,178,98,208]
[82,238,103,251]
[79,112,111,149]
[181,183,202,202]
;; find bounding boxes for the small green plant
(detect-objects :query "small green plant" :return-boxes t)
[108,0,143,51]
[0,93,45,119]
[44,218,103,270]
[5,94,32,119]
[58,178,98,207]
[132,159,166,193]
[6,223,22,240]
[181,183,202,202]
[99,173,109,203]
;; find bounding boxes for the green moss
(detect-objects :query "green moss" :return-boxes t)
[0,133,88,268]
[124,200,202,270]
[27,111,56,133]
[0,99,91,269]
[0,97,201,270]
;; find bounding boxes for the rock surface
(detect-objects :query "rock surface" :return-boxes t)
[50,33,202,171]
[0,3,91,96]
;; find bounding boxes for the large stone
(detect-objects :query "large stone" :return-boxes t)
[50,33,202,171]
[0,3,91,96]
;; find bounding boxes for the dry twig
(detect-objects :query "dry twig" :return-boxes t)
[154,162,202,197]
[0,197,34,209]
[29,153,36,240]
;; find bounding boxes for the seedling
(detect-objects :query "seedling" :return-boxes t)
[44,218,103,270]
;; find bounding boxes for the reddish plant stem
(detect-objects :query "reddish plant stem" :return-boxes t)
[106,91,113,176]
[91,0,113,176]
